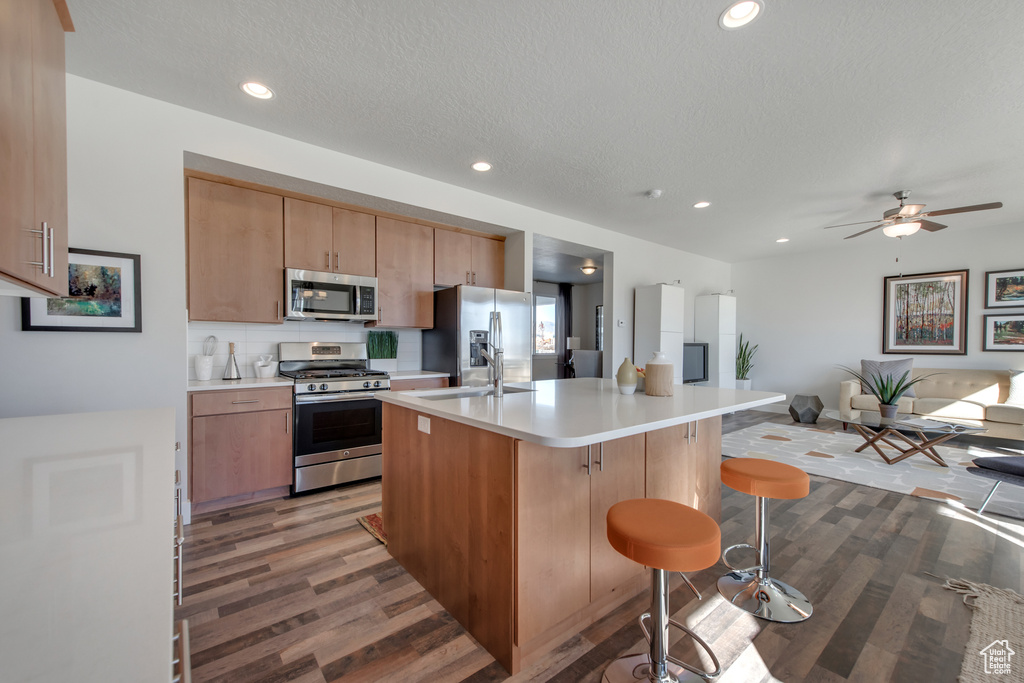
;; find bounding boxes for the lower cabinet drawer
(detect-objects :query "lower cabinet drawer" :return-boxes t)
[191,386,292,416]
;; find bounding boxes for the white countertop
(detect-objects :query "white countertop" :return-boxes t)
[378,377,785,447]
[188,377,294,392]
[0,408,175,683]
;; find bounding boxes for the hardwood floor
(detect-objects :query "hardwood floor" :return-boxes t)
[177,410,1024,682]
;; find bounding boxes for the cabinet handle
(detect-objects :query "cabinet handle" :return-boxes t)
[598,442,604,472]
[466,271,471,284]
[335,252,340,270]
[583,445,592,476]
[277,301,281,320]
[472,271,476,285]
[285,412,290,434]
[687,422,692,444]
[47,224,54,278]
[325,251,331,269]
[693,420,698,444]
[231,399,260,404]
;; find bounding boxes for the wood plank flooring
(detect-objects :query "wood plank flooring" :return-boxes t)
[177,410,1024,682]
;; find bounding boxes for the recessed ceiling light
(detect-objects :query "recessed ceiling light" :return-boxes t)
[580,266,597,275]
[472,162,492,172]
[719,0,763,30]
[776,238,790,243]
[693,201,711,209]
[240,81,274,99]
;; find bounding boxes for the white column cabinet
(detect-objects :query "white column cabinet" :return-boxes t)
[694,294,736,388]
[633,284,685,381]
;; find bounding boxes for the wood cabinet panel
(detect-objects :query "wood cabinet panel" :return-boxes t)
[0,0,68,296]
[190,387,292,417]
[515,441,591,645]
[645,417,722,522]
[284,197,333,271]
[333,208,376,276]
[389,377,449,391]
[590,435,646,599]
[375,217,433,327]
[471,235,505,289]
[187,178,284,323]
[434,229,473,286]
[191,408,292,503]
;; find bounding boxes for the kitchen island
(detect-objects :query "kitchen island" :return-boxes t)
[378,378,784,674]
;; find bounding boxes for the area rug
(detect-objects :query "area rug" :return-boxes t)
[721,423,1024,519]
[941,577,1024,681]
[357,513,388,546]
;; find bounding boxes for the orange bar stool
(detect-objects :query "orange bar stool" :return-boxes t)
[603,498,722,683]
[717,458,813,623]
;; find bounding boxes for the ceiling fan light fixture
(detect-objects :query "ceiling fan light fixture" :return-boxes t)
[883,220,921,238]
[719,0,763,29]
[580,266,597,275]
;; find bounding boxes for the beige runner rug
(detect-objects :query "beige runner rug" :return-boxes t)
[941,577,1024,681]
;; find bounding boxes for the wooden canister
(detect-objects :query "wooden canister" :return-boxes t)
[645,352,673,396]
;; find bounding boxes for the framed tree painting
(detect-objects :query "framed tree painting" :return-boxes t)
[985,268,1024,309]
[983,314,1024,351]
[883,269,967,354]
[21,249,142,332]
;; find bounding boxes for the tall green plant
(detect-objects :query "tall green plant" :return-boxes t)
[367,330,398,359]
[736,333,757,380]
[837,365,940,405]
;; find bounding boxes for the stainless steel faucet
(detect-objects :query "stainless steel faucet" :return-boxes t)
[479,311,504,397]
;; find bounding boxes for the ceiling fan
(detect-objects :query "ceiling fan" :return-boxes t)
[823,190,1003,239]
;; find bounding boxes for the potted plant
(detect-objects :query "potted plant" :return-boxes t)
[837,365,939,420]
[367,330,399,372]
[736,333,757,389]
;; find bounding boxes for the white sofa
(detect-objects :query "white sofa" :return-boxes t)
[839,367,1024,441]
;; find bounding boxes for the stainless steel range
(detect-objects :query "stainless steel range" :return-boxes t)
[278,342,390,493]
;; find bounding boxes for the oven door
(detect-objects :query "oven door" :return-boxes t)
[293,394,382,459]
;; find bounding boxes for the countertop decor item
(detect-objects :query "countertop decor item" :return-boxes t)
[645,351,673,396]
[616,357,637,394]
[21,248,142,332]
[254,354,277,378]
[223,342,241,379]
[195,334,217,380]
[368,330,399,372]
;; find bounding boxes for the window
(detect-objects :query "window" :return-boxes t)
[534,295,556,354]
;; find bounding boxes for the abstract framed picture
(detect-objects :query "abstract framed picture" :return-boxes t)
[983,314,1024,351]
[21,249,142,332]
[984,268,1024,309]
[883,269,967,355]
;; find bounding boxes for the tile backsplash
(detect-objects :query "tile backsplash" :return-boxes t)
[187,321,422,380]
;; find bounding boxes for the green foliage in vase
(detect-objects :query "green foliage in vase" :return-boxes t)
[367,330,398,359]
[736,333,758,380]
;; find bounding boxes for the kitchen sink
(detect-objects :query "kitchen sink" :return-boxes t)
[416,386,534,401]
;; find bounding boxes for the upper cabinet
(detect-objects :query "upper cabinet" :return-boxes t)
[375,218,433,328]
[434,230,504,289]
[187,178,284,323]
[0,0,72,296]
[283,198,375,276]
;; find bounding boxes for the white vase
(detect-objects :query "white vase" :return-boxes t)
[369,358,399,373]
[736,379,752,390]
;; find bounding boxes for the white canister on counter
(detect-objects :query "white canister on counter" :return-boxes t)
[194,355,214,381]
[644,351,673,396]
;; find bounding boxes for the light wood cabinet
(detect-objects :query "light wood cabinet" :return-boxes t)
[389,377,449,391]
[187,178,284,323]
[515,434,646,645]
[434,230,504,288]
[645,416,722,522]
[374,217,434,327]
[189,387,293,504]
[283,198,376,276]
[0,0,70,296]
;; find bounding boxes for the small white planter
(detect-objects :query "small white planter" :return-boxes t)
[736,379,752,390]
[369,358,399,373]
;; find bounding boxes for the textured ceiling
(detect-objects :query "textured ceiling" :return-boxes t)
[65,0,1024,264]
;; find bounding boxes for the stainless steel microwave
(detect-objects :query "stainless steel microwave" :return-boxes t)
[285,269,378,322]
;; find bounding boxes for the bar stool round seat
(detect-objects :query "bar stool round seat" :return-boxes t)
[603,499,722,683]
[718,458,813,623]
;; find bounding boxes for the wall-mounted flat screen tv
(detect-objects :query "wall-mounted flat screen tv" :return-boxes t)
[682,342,709,384]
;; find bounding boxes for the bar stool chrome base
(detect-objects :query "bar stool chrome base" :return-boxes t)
[602,653,705,683]
[717,570,812,623]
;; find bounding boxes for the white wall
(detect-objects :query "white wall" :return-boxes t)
[0,77,731,517]
[732,223,1024,410]
[571,282,604,351]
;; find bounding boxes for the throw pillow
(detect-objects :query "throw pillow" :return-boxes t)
[1008,369,1024,406]
[973,455,1024,478]
[860,358,917,398]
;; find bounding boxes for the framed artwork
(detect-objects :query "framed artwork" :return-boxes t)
[21,249,142,332]
[984,268,1024,309]
[983,314,1024,351]
[883,269,967,355]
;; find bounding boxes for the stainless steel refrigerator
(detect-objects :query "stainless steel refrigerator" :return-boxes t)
[422,286,533,387]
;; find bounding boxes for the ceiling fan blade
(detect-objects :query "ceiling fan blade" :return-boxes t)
[844,224,884,239]
[918,219,947,232]
[898,203,926,216]
[924,202,1003,217]
[823,219,889,229]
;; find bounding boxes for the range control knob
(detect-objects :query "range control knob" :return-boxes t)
[307,383,317,392]
[363,381,371,388]
[373,380,381,388]
[320,383,329,391]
